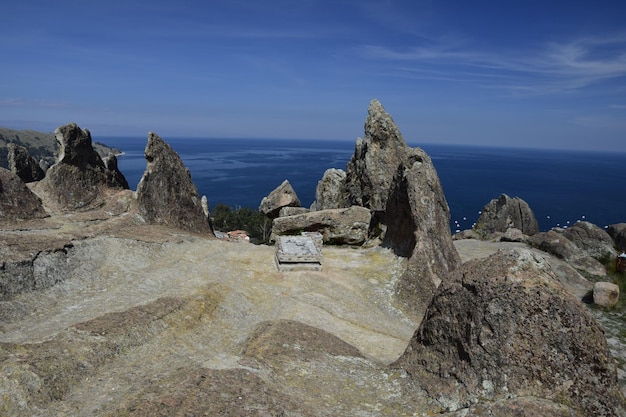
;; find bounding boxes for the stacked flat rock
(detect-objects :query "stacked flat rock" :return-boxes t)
[270,206,371,245]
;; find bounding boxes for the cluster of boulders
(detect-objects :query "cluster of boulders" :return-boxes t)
[448,191,624,308]
[255,100,625,414]
[1,123,214,235]
[258,99,461,317]
[2,104,625,415]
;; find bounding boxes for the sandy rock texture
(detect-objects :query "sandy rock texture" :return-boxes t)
[0,206,427,416]
[1,208,623,416]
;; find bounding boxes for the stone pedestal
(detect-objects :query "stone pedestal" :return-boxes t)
[275,234,322,271]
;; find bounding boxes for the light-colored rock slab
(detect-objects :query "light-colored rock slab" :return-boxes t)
[275,235,323,271]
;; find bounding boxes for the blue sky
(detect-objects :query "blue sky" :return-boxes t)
[2,0,626,151]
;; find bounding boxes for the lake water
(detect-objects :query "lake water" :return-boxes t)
[100,136,626,233]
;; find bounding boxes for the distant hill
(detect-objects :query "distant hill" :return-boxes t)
[0,126,121,169]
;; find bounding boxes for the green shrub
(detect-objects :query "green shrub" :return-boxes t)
[211,204,271,244]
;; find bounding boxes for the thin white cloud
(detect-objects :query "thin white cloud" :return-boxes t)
[359,33,626,95]
[0,98,69,108]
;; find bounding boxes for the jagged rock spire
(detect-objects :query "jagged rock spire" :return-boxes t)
[135,132,214,235]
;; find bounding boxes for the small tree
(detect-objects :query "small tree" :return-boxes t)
[210,204,271,244]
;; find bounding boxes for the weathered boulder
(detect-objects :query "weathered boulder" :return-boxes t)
[0,168,47,222]
[607,223,626,251]
[383,148,461,318]
[344,99,409,212]
[474,194,539,237]
[270,206,371,245]
[310,168,346,211]
[394,248,625,416]
[7,143,45,182]
[259,180,301,219]
[135,132,214,235]
[500,227,525,242]
[560,221,617,261]
[452,229,480,240]
[528,230,606,276]
[34,123,129,210]
[594,281,620,307]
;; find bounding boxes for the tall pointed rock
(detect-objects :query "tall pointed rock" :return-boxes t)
[344,99,460,318]
[34,122,129,210]
[135,132,214,235]
[344,99,409,211]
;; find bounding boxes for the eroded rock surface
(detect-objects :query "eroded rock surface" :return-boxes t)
[135,132,214,235]
[528,230,607,276]
[384,147,461,318]
[0,168,47,223]
[475,194,539,237]
[394,248,625,416]
[561,221,617,261]
[310,168,346,211]
[33,123,128,211]
[270,205,371,245]
[344,99,410,211]
[102,153,129,189]
[259,179,301,219]
[7,143,45,182]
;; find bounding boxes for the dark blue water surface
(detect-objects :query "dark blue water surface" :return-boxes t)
[100,136,626,232]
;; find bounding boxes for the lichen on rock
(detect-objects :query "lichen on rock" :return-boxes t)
[394,248,625,416]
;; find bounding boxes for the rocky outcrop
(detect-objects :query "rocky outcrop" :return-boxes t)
[344,99,410,212]
[0,168,47,222]
[528,230,606,276]
[343,100,460,317]
[310,168,346,211]
[135,132,214,235]
[7,143,45,182]
[103,153,129,189]
[560,221,617,261]
[394,248,625,416]
[259,180,301,219]
[34,123,129,210]
[270,206,371,245]
[607,223,626,251]
[474,194,539,237]
[384,148,461,317]
[500,227,525,242]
